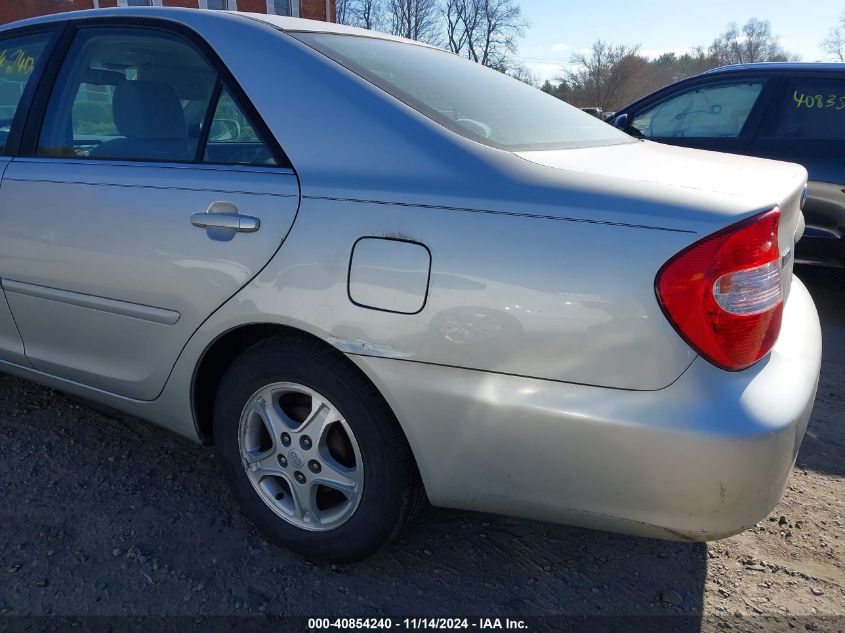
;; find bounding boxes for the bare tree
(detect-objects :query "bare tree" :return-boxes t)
[357,0,384,29]
[566,40,642,111]
[336,0,352,25]
[709,18,796,65]
[547,20,798,110]
[443,0,526,69]
[822,12,845,62]
[507,62,540,87]
[444,0,474,56]
[387,0,441,43]
[337,0,384,29]
[467,0,525,69]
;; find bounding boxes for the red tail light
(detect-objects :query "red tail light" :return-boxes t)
[656,209,784,371]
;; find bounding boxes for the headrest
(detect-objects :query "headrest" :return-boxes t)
[113,81,187,140]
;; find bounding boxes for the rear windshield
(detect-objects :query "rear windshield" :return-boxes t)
[292,32,632,151]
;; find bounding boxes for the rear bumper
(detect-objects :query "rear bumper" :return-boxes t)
[351,276,822,540]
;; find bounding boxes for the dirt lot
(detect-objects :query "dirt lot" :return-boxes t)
[0,268,842,631]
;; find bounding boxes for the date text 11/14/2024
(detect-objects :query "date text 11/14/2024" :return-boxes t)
[308,618,530,630]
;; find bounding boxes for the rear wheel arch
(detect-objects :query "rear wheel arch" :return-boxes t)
[209,331,426,561]
[191,323,415,456]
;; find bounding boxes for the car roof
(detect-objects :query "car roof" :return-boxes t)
[0,6,430,48]
[700,62,845,75]
[247,13,437,46]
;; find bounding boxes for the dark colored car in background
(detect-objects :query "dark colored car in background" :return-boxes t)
[613,63,845,268]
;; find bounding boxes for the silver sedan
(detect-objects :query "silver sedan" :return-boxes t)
[0,7,821,562]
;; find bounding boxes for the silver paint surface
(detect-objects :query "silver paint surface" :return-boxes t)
[0,8,822,540]
[0,159,299,399]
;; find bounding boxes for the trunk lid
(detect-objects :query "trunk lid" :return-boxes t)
[517,140,807,297]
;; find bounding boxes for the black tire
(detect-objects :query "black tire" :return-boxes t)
[213,333,422,563]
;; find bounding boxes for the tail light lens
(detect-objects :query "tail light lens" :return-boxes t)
[656,209,783,371]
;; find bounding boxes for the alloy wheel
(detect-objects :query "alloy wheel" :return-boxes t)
[238,382,364,531]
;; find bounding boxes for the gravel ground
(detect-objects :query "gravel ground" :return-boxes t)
[0,268,842,631]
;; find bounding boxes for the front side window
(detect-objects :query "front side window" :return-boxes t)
[294,33,629,151]
[630,81,765,139]
[774,78,845,140]
[0,32,50,153]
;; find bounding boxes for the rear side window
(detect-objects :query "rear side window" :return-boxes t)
[775,78,845,140]
[294,33,630,151]
[204,88,277,165]
[0,32,50,153]
[37,27,279,166]
[38,29,217,162]
[630,81,765,139]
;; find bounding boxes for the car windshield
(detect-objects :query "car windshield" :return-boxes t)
[292,32,632,151]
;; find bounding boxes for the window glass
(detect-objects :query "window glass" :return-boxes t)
[206,0,227,9]
[272,0,292,15]
[630,81,764,138]
[775,79,845,140]
[203,88,277,165]
[294,33,629,151]
[38,29,217,162]
[0,33,50,152]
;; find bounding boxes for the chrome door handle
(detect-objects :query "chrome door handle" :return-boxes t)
[190,212,260,233]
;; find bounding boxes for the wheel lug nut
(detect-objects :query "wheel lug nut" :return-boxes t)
[280,432,291,447]
[308,460,321,474]
[300,435,312,450]
[278,454,288,468]
[294,471,306,484]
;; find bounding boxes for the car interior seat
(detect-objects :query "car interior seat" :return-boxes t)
[89,80,195,161]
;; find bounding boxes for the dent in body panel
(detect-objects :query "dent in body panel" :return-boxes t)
[345,276,820,540]
[236,196,697,390]
[326,336,413,359]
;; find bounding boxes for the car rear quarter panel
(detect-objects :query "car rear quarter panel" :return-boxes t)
[348,276,820,540]
[191,196,697,391]
[182,15,767,391]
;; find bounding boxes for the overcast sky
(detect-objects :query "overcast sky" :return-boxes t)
[514,0,844,81]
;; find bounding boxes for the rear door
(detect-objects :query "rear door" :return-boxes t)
[0,25,59,366]
[624,75,775,155]
[0,19,299,400]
